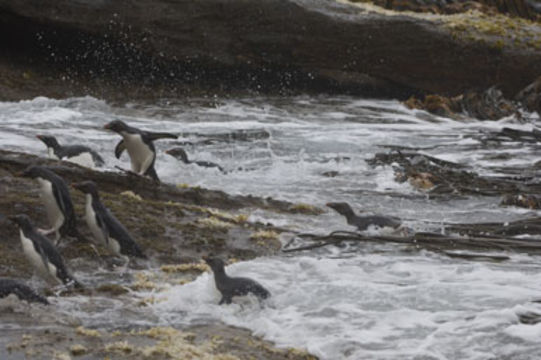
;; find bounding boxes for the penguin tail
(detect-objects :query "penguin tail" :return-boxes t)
[147,132,178,141]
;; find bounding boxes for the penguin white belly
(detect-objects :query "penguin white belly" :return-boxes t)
[47,148,59,160]
[108,238,122,256]
[66,152,95,169]
[19,230,60,284]
[37,178,64,231]
[84,196,107,246]
[123,133,154,174]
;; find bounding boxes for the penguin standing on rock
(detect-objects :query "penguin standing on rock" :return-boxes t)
[72,181,146,263]
[36,135,104,168]
[203,256,270,305]
[8,215,82,288]
[0,278,49,304]
[103,120,177,182]
[18,166,82,245]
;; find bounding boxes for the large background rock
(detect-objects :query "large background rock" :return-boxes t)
[0,0,541,100]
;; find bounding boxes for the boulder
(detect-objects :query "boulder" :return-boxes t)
[0,0,541,100]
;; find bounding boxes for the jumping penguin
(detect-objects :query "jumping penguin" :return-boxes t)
[72,181,146,263]
[36,134,104,168]
[8,214,81,288]
[103,120,177,182]
[18,166,82,245]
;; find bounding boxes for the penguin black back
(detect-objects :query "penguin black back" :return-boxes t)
[19,166,81,241]
[326,202,401,231]
[203,256,270,305]
[72,181,146,259]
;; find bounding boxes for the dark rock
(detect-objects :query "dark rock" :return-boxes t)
[515,75,541,115]
[405,87,518,120]
[1,0,541,100]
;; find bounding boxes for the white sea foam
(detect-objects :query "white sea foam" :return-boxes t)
[2,95,541,359]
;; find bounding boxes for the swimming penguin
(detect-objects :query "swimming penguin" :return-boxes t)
[165,147,225,172]
[18,166,82,245]
[0,278,49,304]
[203,256,270,305]
[8,215,81,288]
[72,181,146,262]
[326,202,402,231]
[103,120,177,181]
[36,134,104,168]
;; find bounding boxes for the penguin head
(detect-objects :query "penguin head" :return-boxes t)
[18,165,48,179]
[103,120,129,133]
[165,147,189,163]
[36,135,59,148]
[326,202,355,216]
[8,214,33,230]
[72,181,99,196]
[202,256,226,272]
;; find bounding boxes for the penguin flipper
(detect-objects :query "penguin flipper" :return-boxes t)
[114,140,126,159]
[146,132,178,141]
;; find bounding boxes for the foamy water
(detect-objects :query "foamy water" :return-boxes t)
[1,96,541,359]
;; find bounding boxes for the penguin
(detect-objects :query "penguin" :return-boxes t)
[165,147,225,173]
[203,256,270,305]
[71,181,146,262]
[326,202,402,231]
[103,120,177,182]
[36,134,104,168]
[18,166,82,245]
[8,215,81,288]
[0,278,49,304]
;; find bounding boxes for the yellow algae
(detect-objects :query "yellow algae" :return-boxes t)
[131,272,158,291]
[161,262,209,273]
[120,190,143,201]
[104,341,134,355]
[75,326,101,338]
[289,203,323,215]
[250,230,279,241]
[69,344,87,356]
[197,217,234,230]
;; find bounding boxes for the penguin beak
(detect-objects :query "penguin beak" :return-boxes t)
[103,123,111,130]
[71,183,81,190]
[202,255,210,264]
[7,216,17,224]
[15,170,25,177]
[164,149,171,155]
[36,135,43,140]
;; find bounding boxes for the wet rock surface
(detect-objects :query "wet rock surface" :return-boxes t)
[1,0,541,101]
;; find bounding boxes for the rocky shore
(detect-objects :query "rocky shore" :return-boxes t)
[0,149,321,359]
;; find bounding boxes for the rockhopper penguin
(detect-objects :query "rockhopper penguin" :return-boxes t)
[8,215,81,288]
[326,202,402,231]
[72,181,146,262]
[0,278,49,304]
[203,256,270,305]
[103,120,177,182]
[36,134,104,168]
[18,165,82,245]
[165,147,225,173]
